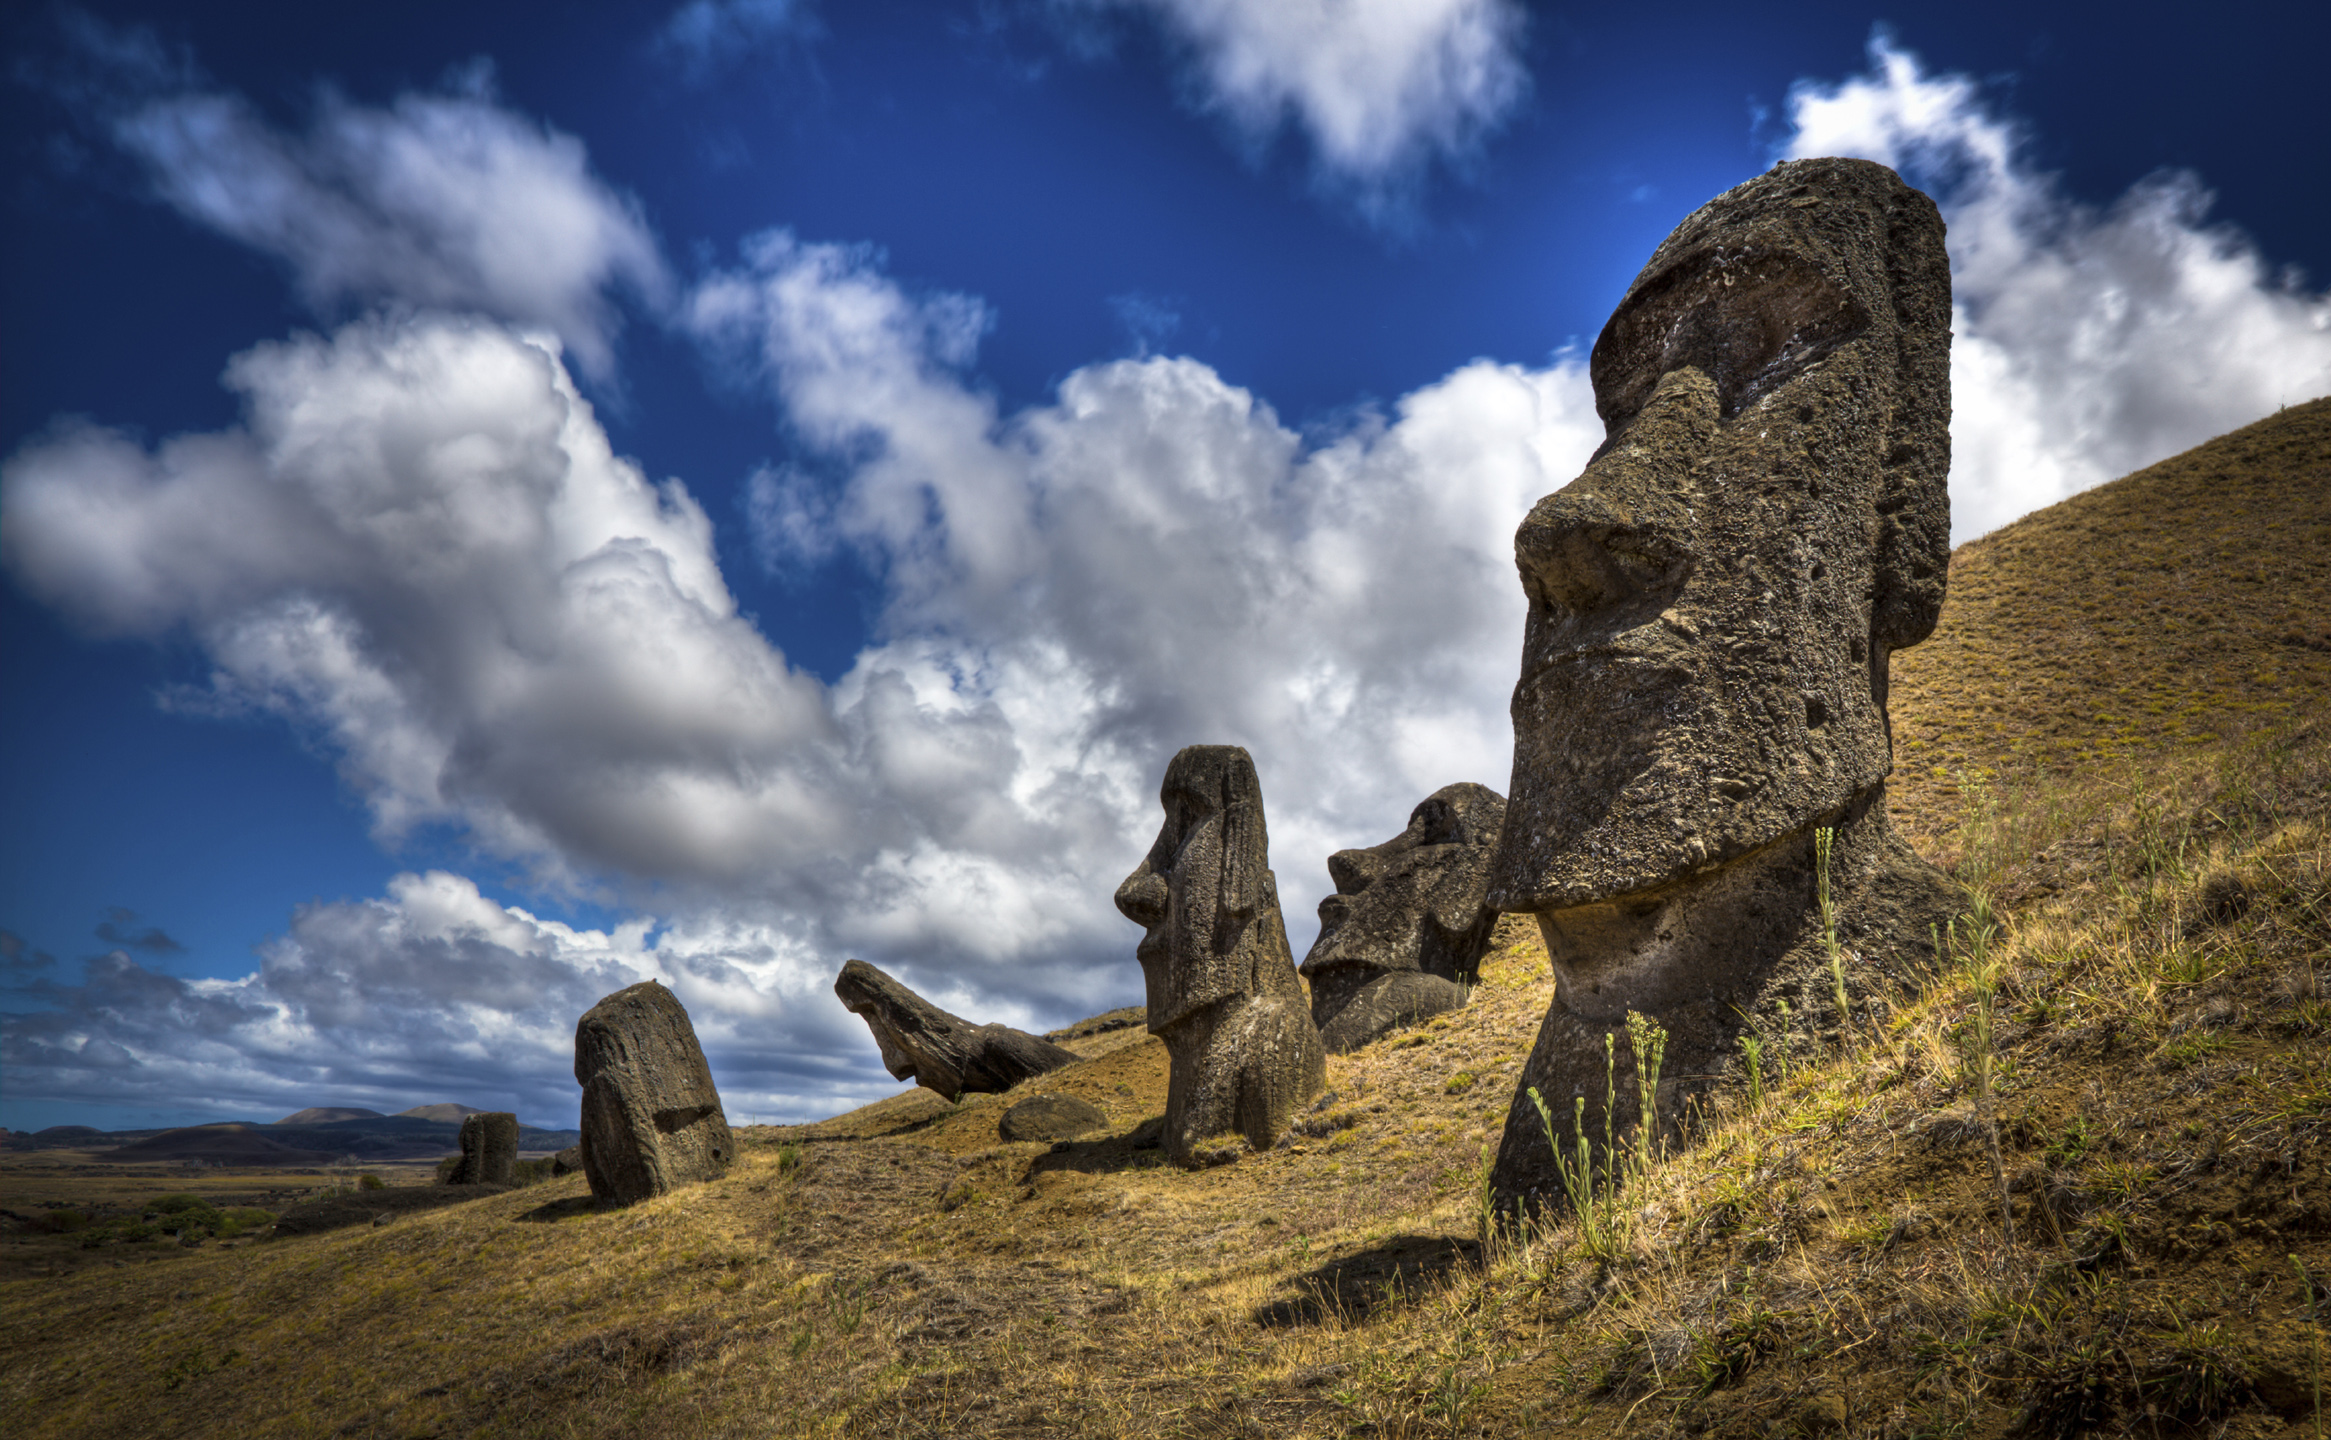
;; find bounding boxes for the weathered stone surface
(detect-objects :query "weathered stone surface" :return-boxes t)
[1115,745,1325,1164]
[550,1143,584,1176]
[998,1093,1109,1143]
[573,981,734,1204]
[834,959,1078,1102]
[447,1111,517,1185]
[1486,158,1963,1215]
[1300,782,1507,1052]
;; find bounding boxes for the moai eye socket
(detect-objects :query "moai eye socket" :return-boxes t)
[1591,247,1869,426]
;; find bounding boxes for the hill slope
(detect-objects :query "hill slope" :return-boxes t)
[2,401,2326,1439]
[1890,396,2331,854]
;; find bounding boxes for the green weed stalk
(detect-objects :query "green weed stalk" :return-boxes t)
[1528,1011,1671,1270]
[1817,825,1851,1036]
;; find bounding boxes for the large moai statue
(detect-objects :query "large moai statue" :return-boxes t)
[833,958,1079,1102]
[1115,745,1325,1164]
[573,980,734,1204]
[1299,782,1507,1053]
[1486,157,1963,1213]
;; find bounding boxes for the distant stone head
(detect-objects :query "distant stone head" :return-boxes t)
[1115,745,1323,1162]
[1300,781,1505,1052]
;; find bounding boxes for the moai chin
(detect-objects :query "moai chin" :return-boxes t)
[1299,781,1506,1054]
[1115,745,1325,1164]
[1485,157,1963,1214]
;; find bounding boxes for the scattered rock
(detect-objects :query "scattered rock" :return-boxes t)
[550,1144,584,1176]
[572,981,734,1204]
[1486,158,1964,1215]
[834,959,1079,1102]
[1115,745,1325,1164]
[1301,782,1505,1052]
[446,1111,518,1185]
[998,1094,1109,1143]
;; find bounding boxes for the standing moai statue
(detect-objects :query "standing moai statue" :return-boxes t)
[448,1111,518,1185]
[573,980,734,1204]
[1299,782,1507,1053]
[1485,157,1964,1215]
[1115,745,1325,1164]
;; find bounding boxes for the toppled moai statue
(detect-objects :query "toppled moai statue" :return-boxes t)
[833,958,1078,1102]
[573,981,734,1204]
[1299,782,1507,1053]
[1485,157,1963,1215]
[1115,745,1325,1164]
[447,1111,517,1185]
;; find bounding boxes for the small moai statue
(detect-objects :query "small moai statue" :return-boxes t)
[573,980,734,1204]
[449,1111,518,1185]
[1114,745,1324,1164]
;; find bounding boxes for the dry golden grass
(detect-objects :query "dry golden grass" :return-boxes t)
[3,398,2328,1438]
[1889,395,2331,859]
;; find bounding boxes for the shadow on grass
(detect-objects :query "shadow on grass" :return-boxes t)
[270,1183,512,1237]
[515,1194,619,1223]
[1252,1233,1481,1327]
[1021,1118,1170,1178]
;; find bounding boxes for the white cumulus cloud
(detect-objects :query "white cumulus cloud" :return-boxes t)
[0,871,884,1125]
[1067,0,1529,211]
[2,286,1601,1119]
[1783,34,2331,541]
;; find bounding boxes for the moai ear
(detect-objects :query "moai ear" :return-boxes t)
[1214,750,1268,924]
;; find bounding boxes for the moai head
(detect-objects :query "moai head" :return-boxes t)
[1302,781,1506,987]
[1114,745,1282,1033]
[1486,157,1951,917]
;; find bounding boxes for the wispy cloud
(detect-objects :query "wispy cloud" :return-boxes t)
[1060,0,1529,222]
[42,17,668,376]
[93,908,184,956]
[1783,32,2331,540]
[656,0,819,81]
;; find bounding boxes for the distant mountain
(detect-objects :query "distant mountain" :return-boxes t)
[100,1124,340,1166]
[274,1106,387,1124]
[396,1103,487,1123]
[79,1113,585,1163]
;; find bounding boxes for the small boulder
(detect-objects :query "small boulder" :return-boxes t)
[447,1111,518,1185]
[573,981,734,1204]
[550,1144,584,1176]
[998,1094,1109,1143]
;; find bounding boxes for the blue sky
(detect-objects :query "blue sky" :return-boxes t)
[5,0,2328,1132]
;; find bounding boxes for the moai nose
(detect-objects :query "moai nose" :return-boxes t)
[1514,490,1693,619]
[1115,869,1169,927]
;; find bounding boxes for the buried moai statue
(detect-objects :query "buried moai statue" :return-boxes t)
[1299,782,1507,1053]
[447,1111,517,1185]
[1115,745,1325,1164]
[573,980,734,1204]
[833,958,1079,1102]
[1485,157,1964,1214]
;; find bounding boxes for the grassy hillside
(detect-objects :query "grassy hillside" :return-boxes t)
[2,400,2326,1439]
